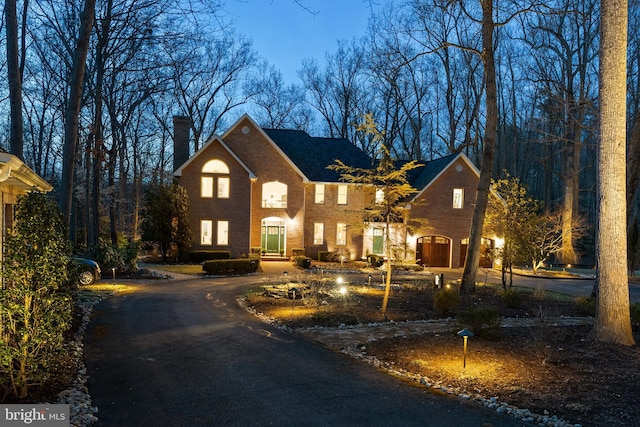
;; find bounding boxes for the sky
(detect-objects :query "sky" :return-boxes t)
[223,0,383,84]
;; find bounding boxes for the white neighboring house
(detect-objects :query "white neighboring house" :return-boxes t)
[0,151,53,255]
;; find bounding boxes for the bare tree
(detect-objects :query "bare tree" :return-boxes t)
[5,0,24,159]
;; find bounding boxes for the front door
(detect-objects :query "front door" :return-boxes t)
[261,218,285,255]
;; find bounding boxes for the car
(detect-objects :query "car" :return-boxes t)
[74,258,101,285]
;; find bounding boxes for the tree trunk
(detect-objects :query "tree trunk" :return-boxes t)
[592,0,634,346]
[59,0,97,229]
[5,0,24,160]
[460,0,497,294]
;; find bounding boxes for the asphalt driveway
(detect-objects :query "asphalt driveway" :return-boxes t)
[84,274,526,426]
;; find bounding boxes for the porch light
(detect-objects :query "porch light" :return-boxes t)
[457,328,474,368]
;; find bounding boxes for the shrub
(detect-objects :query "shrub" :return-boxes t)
[291,256,312,269]
[457,307,501,336]
[500,288,521,308]
[202,258,259,275]
[433,289,460,316]
[367,254,384,268]
[89,237,140,273]
[575,296,596,316]
[0,191,73,399]
[291,248,305,256]
[190,250,232,263]
[318,251,331,262]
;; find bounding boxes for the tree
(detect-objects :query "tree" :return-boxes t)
[329,113,422,317]
[58,0,96,230]
[5,0,24,159]
[0,191,74,399]
[591,0,634,345]
[140,182,193,263]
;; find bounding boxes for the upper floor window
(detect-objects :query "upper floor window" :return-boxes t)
[375,188,384,204]
[453,188,464,209]
[201,159,230,199]
[315,184,325,204]
[262,181,287,208]
[337,184,348,205]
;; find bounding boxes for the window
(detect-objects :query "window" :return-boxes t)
[314,222,324,245]
[453,188,464,209]
[315,184,325,204]
[217,220,229,245]
[201,177,214,198]
[262,181,287,208]
[375,188,384,204]
[201,159,230,199]
[201,220,213,245]
[218,177,230,198]
[337,185,348,205]
[336,222,347,245]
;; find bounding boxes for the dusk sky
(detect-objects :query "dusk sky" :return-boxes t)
[224,0,384,84]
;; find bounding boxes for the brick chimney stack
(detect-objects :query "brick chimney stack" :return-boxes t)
[173,115,191,172]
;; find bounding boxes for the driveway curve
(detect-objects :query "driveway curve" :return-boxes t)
[84,274,526,426]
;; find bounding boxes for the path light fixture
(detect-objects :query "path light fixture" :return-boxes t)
[457,328,474,368]
[336,276,347,295]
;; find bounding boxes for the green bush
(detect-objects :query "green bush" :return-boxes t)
[457,307,501,336]
[500,288,521,308]
[89,237,140,273]
[190,250,232,263]
[367,254,384,268]
[292,256,312,269]
[318,251,331,262]
[433,289,461,316]
[291,248,305,256]
[0,191,73,399]
[575,296,596,316]
[202,258,259,275]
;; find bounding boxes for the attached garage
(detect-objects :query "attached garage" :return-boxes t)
[416,235,451,268]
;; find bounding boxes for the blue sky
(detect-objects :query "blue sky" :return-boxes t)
[223,0,383,84]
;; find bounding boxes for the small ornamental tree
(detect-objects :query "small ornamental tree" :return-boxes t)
[329,113,422,317]
[0,190,74,399]
[140,182,193,262]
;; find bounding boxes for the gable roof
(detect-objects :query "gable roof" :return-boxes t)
[262,129,373,182]
[409,152,480,201]
[174,136,256,179]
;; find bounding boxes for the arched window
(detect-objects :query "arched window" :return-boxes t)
[201,159,230,198]
[262,181,287,208]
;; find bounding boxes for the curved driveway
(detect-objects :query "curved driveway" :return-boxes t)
[85,273,525,426]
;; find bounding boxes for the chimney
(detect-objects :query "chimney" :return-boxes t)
[173,115,191,172]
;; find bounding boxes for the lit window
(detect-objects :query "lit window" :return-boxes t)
[314,223,324,245]
[453,188,464,209]
[202,159,230,173]
[375,188,384,204]
[218,177,230,198]
[217,220,229,245]
[201,220,212,245]
[201,177,213,198]
[337,185,348,205]
[336,223,347,245]
[315,184,325,204]
[262,182,287,208]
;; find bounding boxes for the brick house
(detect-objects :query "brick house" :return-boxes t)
[174,114,499,268]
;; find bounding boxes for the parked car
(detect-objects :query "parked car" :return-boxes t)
[74,258,101,285]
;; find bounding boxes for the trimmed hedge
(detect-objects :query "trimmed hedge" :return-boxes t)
[367,254,384,267]
[291,255,312,269]
[202,258,260,275]
[318,251,331,262]
[190,250,231,263]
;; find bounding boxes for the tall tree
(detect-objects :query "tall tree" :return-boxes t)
[59,0,96,229]
[5,0,24,159]
[591,0,634,345]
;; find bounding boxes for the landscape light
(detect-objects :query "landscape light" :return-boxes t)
[457,328,474,368]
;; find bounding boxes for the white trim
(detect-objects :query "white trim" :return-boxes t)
[174,135,256,180]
